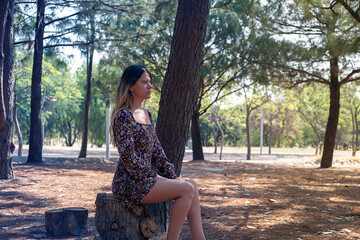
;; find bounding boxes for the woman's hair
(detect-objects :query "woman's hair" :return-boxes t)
[110,65,152,143]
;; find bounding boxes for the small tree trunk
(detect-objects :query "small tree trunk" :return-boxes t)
[156,0,211,175]
[191,110,204,161]
[13,89,23,156]
[45,207,88,236]
[27,0,45,163]
[78,50,92,157]
[246,105,251,160]
[354,108,359,157]
[321,57,340,168]
[213,127,218,154]
[268,125,273,155]
[78,11,95,158]
[351,108,356,157]
[214,115,224,160]
[219,128,224,160]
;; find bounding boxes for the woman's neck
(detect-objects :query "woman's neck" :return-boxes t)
[131,98,143,111]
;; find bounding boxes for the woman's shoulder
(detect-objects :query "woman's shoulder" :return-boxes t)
[144,109,154,123]
[115,108,133,122]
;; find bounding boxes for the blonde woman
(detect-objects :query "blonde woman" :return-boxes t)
[111,65,205,240]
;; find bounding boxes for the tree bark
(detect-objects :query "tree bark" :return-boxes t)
[156,0,210,175]
[95,193,170,240]
[191,110,204,161]
[27,0,46,163]
[321,56,340,168]
[191,76,205,161]
[78,11,95,159]
[0,0,15,179]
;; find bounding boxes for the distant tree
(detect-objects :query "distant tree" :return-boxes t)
[294,84,329,155]
[191,0,268,161]
[156,0,211,175]
[261,87,301,154]
[262,0,360,167]
[242,86,267,160]
[44,61,82,146]
[27,0,46,163]
[341,83,360,156]
[78,2,97,158]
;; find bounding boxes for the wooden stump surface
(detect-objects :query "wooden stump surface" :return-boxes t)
[45,207,88,236]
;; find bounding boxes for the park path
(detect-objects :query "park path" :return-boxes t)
[12,145,360,167]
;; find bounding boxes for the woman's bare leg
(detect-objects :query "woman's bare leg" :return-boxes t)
[142,176,195,240]
[185,178,206,240]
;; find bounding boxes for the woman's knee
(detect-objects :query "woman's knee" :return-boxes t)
[180,180,195,199]
[185,178,198,188]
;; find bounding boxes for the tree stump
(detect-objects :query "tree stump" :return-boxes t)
[95,193,171,240]
[45,207,88,236]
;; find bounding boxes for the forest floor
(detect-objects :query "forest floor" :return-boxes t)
[1,145,360,240]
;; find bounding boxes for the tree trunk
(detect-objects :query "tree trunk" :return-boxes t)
[95,193,170,240]
[351,108,356,157]
[268,125,273,155]
[321,57,340,168]
[66,119,73,147]
[45,207,88,236]
[13,89,23,156]
[214,114,224,160]
[191,110,204,161]
[213,126,218,154]
[219,127,224,160]
[0,0,15,179]
[156,0,210,176]
[78,14,95,158]
[246,105,251,160]
[354,107,359,157]
[27,0,45,163]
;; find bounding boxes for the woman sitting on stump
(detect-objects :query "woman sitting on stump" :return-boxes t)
[111,65,206,240]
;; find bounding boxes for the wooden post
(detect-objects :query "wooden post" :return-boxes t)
[95,193,171,240]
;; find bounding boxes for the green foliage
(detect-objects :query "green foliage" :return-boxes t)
[12,0,360,151]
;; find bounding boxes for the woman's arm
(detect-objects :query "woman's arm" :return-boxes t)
[151,133,177,179]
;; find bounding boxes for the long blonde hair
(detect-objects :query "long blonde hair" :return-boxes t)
[110,65,151,144]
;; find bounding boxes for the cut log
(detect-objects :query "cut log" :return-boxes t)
[95,193,171,240]
[45,207,88,236]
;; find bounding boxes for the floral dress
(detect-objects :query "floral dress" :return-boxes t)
[112,108,177,211]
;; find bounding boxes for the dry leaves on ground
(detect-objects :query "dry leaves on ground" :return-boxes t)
[1,157,360,240]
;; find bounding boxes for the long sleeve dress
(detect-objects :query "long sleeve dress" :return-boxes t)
[112,108,177,211]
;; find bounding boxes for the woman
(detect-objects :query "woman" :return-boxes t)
[111,65,205,240]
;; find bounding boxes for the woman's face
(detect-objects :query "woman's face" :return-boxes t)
[129,72,152,101]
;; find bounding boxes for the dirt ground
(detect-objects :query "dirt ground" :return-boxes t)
[1,146,360,240]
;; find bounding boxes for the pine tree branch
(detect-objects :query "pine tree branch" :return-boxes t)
[200,83,254,116]
[338,0,360,23]
[15,1,36,4]
[340,69,360,86]
[212,0,232,9]
[97,0,139,11]
[45,11,82,26]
